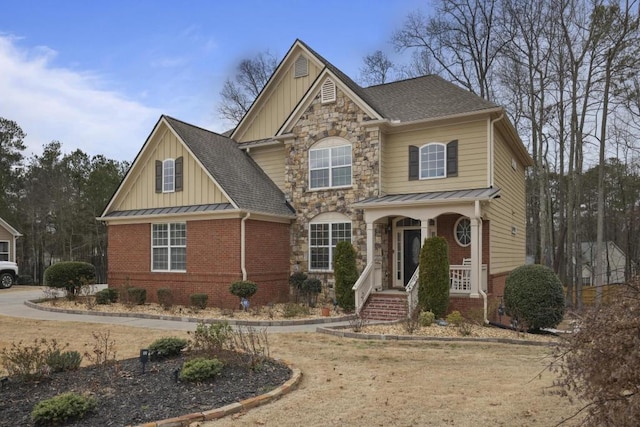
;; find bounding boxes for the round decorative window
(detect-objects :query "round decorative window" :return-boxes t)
[455,217,471,247]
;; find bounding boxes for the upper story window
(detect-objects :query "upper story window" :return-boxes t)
[163,159,175,192]
[155,157,183,193]
[408,140,458,181]
[420,143,446,179]
[0,241,8,262]
[309,138,352,190]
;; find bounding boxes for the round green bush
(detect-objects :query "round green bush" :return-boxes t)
[31,392,96,425]
[43,262,96,298]
[229,281,258,299]
[95,288,118,305]
[190,293,209,310]
[180,357,224,382]
[504,264,565,331]
[419,310,435,327]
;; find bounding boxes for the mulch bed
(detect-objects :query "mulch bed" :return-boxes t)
[0,354,291,426]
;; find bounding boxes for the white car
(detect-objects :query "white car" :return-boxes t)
[0,261,18,288]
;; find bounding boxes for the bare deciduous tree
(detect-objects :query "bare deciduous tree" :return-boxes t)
[359,50,395,86]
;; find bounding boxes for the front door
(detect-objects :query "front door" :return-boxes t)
[403,229,421,287]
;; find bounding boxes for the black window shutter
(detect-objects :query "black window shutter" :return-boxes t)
[447,140,458,177]
[175,156,183,192]
[408,145,419,181]
[155,160,162,193]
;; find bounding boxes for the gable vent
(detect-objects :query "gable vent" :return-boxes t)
[321,78,336,103]
[294,55,308,78]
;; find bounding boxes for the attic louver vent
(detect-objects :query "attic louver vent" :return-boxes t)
[294,55,308,78]
[321,79,336,103]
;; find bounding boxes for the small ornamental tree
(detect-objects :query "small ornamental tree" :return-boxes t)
[334,241,357,311]
[418,236,449,318]
[503,264,564,331]
[229,281,258,309]
[43,262,96,299]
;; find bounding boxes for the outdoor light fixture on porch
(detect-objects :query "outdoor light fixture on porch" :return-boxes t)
[140,349,149,374]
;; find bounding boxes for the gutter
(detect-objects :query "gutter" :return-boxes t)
[241,212,251,280]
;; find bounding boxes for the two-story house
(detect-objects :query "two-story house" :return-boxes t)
[100,40,532,320]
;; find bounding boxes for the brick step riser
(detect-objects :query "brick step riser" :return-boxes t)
[362,295,408,321]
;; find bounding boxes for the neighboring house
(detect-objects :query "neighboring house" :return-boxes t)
[0,217,21,263]
[580,241,626,285]
[100,40,532,319]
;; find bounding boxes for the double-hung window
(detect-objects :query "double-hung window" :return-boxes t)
[0,241,8,262]
[309,222,351,271]
[420,143,446,179]
[309,144,352,189]
[163,159,175,192]
[152,223,186,271]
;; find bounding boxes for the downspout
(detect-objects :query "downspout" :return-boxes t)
[241,212,251,280]
[489,113,504,188]
[475,200,489,324]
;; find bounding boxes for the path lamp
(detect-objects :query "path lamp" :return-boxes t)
[140,349,149,374]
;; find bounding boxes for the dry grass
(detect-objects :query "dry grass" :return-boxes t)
[0,313,584,426]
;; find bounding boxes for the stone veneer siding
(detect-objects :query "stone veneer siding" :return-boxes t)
[285,86,380,281]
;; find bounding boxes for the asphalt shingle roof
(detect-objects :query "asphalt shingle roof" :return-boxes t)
[163,116,295,218]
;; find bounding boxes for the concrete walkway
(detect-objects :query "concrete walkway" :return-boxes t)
[0,286,352,333]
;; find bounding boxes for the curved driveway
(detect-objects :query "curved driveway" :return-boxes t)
[0,286,349,333]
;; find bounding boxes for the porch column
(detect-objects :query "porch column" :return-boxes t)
[420,218,430,246]
[470,217,482,298]
[366,222,374,264]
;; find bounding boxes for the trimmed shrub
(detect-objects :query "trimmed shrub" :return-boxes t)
[190,293,208,310]
[334,241,357,311]
[446,310,464,327]
[418,236,450,318]
[180,357,224,382]
[289,272,307,302]
[229,281,258,300]
[504,264,564,330]
[301,278,322,307]
[31,392,96,425]
[419,310,435,327]
[149,337,188,359]
[46,350,82,373]
[127,287,146,305]
[95,288,118,305]
[43,262,96,299]
[157,288,174,310]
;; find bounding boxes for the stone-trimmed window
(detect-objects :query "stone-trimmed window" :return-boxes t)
[155,157,183,193]
[0,241,8,262]
[309,212,351,271]
[152,223,186,271]
[454,217,471,247]
[309,138,352,190]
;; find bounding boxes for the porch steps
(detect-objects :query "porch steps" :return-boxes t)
[361,292,408,321]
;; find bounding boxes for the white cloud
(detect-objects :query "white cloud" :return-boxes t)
[0,35,162,161]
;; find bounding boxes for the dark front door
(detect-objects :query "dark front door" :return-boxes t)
[403,229,421,286]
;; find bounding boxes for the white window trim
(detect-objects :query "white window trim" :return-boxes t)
[308,219,352,272]
[454,217,471,247]
[419,142,446,180]
[308,144,352,190]
[162,158,175,193]
[0,240,9,262]
[151,223,187,272]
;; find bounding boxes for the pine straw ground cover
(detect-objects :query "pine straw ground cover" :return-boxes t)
[0,314,585,427]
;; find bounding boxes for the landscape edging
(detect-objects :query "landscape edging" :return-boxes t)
[25,299,354,326]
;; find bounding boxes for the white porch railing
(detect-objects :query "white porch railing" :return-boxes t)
[449,264,488,293]
[353,262,374,315]
[405,267,420,316]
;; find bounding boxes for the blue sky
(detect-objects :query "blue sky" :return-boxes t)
[0,0,427,161]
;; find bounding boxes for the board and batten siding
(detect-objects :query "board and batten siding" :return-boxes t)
[236,59,321,142]
[247,144,286,190]
[487,129,527,274]
[111,124,229,212]
[381,119,488,195]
